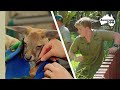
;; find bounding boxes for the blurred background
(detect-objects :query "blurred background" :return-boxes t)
[6,11,54,40]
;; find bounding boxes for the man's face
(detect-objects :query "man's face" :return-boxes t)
[76,25,87,37]
[56,20,62,28]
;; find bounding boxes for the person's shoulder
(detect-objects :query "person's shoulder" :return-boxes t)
[65,27,69,31]
[62,27,70,34]
[64,26,69,29]
[95,29,115,34]
[73,35,82,43]
[63,26,69,31]
[92,29,108,33]
[93,29,111,32]
[92,29,115,37]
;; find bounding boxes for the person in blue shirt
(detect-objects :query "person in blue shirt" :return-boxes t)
[54,15,71,52]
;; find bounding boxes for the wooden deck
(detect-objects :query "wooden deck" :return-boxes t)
[93,50,120,79]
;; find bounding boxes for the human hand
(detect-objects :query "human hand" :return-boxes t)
[39,39,66,61]
[108,47,118,54]
[42,62,73,79]
[74,56,84,62]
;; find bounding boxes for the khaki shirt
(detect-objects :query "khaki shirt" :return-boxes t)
[70,30,115,78]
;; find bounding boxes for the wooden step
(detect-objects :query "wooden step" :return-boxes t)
[97,68,108,72]
[104,59,113,62]
[100,65,109,68]
[102,62,111,65]
[105,56,114,59]
[93,76,104,79]
[96,71,106,74]
[107,54,114,57]
[94,74,104,77]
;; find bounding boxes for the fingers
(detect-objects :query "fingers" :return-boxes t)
[40,50,53,61]
[52,62,64,69]
[43,64,55,79]
[44,70,53,78]
[108,49,112,54]
[43,63,58,78]
[109,50,115,54]
[42,77,50,79]
[39,42,52,59]
[44,62,62,70]
[43,62,73,79]
[44,63,55,71]
[108,49,117,54]
[108,50,113,54]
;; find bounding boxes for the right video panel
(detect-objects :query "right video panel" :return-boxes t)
[53,11,120,79]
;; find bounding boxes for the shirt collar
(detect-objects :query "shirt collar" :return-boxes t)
[59,25,65,30]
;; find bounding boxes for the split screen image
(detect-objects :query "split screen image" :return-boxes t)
[0,11,120,79]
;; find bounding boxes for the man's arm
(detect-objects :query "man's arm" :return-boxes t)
[69,51,84,62]
[99,30,120,53]
[68,36,78,61]
[69,36,83,61]
[68,51,76,61]
[66,42,71,52]
[113,32,120,45]
[109,32,120,54]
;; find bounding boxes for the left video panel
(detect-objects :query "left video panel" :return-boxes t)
[4,11,74,79]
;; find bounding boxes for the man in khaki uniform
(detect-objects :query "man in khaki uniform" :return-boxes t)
[69,17,120,79]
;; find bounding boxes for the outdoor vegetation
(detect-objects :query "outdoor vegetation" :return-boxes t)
[54,11,120,71]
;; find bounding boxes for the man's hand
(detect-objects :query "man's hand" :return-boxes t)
[39,39,66,61]
[74,56,84,62]
[43,62,73,79]
[108,47,118,54]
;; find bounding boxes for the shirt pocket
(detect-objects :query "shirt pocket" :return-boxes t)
[92,36,102,50]
[79,42,88,55]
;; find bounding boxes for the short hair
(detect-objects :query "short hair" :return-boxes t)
[74,17,92,28]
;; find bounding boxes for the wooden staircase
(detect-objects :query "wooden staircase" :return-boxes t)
[93,50,120,79]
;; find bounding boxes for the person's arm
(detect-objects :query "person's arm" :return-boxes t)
[66,42,71,52]
[69,51,84,62]
[99,30,118,41]
[99,30,120,53]
[112,32,120,45]
[68,36,79,61]
[108,32,120,53]
[69,51,75,60]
